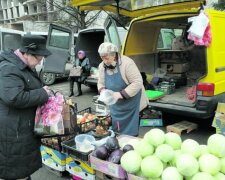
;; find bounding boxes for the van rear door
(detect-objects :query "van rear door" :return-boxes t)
[70,0,204,17]
[104,16,123,52]
[43,24,73,74]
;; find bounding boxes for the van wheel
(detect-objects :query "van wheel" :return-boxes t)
[40,71,56,85]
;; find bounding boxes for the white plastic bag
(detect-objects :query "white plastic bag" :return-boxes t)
[154,68,167,78]
[188,12,209,38]
[98,89,117,106]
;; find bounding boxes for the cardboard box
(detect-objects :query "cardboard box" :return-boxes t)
[212,103,225,136]
[95,170,123,180]
[127,173,147,180]
[66,156,95,180]
[40,145,67,171]
[161,62,189,73]
[89,154,127,179]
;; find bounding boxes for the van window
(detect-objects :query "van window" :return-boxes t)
[2,33,22,51]
[157,28,183,49]
[49,29,71,49]
[105,21,121,49]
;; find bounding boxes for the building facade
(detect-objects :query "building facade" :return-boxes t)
[0,0,107,32]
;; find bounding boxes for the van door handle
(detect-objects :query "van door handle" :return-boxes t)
[215,66,225,72]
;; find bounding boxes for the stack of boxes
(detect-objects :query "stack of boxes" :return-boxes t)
[158,50,189,93]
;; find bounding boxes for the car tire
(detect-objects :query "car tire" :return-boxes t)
[40,71,56,85]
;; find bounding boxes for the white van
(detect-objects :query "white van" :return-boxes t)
[44,21,128,87]
[27,29,78,85]
[0,28,24,52]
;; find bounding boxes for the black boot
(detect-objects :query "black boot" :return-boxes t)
[68,79,74,97]
[75,82,82,96]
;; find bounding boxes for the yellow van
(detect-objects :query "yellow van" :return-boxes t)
[70,0,225,119]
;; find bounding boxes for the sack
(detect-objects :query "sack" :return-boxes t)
[34,92,65,136]
[62,100,78,134]
[69,66,82,77]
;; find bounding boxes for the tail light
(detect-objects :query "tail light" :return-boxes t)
[197,83,214,97]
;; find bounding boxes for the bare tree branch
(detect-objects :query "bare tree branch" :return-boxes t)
[36,0,103,31]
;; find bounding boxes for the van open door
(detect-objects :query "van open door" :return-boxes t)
[104,16,124,52]
[70,0,205,18]
[43,24,73,74]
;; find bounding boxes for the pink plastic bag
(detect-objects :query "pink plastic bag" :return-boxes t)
[186,85,197,102]
[34,92,65,136]
[188,24,212,47]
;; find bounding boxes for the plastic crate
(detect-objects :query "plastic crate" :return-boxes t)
[77,107,96,133]
[61,138,93,162]
[41,134,75,152]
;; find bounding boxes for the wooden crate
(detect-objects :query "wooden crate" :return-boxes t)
[166,121,198,136]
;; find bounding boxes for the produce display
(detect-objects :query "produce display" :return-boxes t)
[95,125,109,136]
[41,135,74,151]
[77,113,96,132]
[92,137,126,164]
[119,128,225,180]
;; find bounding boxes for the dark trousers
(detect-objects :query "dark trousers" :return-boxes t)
[69,77,82,95]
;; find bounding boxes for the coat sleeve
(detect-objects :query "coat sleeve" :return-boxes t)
[83,58,91,72]
[120,58,143,99]
[0,65,48,109]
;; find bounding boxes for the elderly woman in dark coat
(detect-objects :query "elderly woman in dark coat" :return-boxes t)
[69,50,91,97]
[0,35,51,180]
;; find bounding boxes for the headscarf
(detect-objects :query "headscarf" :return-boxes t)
[78,50,86,60]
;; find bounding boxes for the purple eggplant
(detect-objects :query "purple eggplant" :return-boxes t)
[108,149,124,164]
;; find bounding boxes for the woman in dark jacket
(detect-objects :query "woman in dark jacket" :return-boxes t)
[0,35,51,179]
[69,50,91,97]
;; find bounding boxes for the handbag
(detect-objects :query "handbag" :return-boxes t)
[69,66,82,77]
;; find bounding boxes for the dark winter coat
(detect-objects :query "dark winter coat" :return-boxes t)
[0,50,49,179]
[71,57,91,83]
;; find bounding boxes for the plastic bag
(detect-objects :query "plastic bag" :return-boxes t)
[188,24,212,47]
[98,89,117,106]
[154,68,167,78]
[188,12,209,39]
[34,92,65,136]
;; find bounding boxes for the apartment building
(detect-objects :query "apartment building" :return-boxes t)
[0,0,70,31]
[0,0,107,32]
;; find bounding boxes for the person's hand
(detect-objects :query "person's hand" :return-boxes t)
[113,92,123,101]
[43,86,51,96]
[100,88,106,94]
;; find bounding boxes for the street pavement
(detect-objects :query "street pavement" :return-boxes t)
[31,79,215,180]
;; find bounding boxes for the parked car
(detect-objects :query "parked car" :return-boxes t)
[28,29,78,85]
[69,0,225,119]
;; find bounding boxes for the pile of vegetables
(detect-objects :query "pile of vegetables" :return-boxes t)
[92,137,134,164]
[120,129,225,180]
